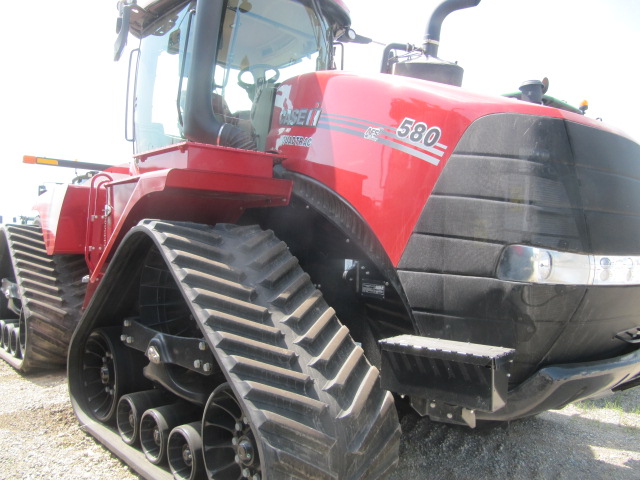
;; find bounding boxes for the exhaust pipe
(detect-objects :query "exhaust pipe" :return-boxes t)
[423,0,482,57]
[140,404,200,465]
[117,390,171,446]
[167,421,205,480]
[389,0,481,86]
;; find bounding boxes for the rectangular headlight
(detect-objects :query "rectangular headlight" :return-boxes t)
[497,245,640,286]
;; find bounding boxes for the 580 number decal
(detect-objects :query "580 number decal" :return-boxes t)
[396,117,442,147]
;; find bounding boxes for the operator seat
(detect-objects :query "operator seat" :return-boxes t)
[211,87,276,152]
[212,93,255,141]
[250,83,277,152]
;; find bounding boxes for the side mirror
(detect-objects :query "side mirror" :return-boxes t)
[114,1,133,61]
[337,28,372,45]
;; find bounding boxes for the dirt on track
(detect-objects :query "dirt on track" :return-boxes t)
[0,360,638,480]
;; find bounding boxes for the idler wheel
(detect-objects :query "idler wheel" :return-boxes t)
[167,421,205,480]
[202,383,262,479]
[81,328,140,423]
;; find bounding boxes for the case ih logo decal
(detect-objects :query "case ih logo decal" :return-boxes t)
[277,107,448,165]
[279,108,322,127]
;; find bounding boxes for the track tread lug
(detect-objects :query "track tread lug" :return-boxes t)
[213,330,298,366]
[322,346,365,394]
[171,250,246,282]
[193,287,268,321]
[284,290,324,328]
[1,225,87,371]
[162,232,233,263]
[294,307,336,348]
[338,366,379,419]
[271,272,314,312]
[238,228,275,253]
[149,220,223,245]
[309,325,350,370]
[206,311,284,342]
[244,380,328,418]
[248,240,288,270]
[229,355,312,391]
[259,256,300,289]
[181,267,257,302]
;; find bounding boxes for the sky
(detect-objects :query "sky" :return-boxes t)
[0,0,638,222]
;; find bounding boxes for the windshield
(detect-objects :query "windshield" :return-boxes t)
[133,0,330,154]
[134,3,194,153]
[214,0,330,113]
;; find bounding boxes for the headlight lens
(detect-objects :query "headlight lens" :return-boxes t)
[496,246,640,286]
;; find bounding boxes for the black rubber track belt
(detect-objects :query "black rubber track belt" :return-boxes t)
[0,225,88,372]
[141,220,400,479]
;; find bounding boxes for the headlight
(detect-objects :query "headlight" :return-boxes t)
[496,245,640,286]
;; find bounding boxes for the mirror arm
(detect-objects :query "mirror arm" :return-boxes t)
[114,1,134,61]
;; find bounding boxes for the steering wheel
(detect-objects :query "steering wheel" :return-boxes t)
[237,64,280,98]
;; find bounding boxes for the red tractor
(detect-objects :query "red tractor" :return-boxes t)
[2,0,640,478]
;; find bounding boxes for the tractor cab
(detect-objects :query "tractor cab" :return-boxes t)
[118,0,349,153]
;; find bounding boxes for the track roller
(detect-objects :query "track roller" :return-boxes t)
[0,320,13,349]
[167,421,205,480]
[140,403,200,465]
[8,324,20,358]
[117,389,171,446]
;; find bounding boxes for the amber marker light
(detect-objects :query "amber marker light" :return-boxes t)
[23,155,59,166]
[579,100,589,114]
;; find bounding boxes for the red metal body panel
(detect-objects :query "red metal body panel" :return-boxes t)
[33,143,291,305]
[32,165,131,255]
[132,142,281,178]
[266,71,621,266]
[34,184,90,255]
[77,144,291,304]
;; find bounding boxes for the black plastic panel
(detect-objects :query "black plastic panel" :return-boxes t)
[397,113,640,386]
[397,236,502,277]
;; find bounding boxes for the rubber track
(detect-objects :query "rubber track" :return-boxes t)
[0,225,88,371]
[144,220,400,479]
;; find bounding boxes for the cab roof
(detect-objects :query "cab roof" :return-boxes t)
[128,0,350,38]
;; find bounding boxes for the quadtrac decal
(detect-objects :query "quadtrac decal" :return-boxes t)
[316,113,448,166]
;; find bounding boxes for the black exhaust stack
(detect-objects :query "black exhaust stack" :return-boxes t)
[423,0,481,57]
[390,0,481,87]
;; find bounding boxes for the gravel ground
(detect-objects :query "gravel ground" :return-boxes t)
[0,360,638,480]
